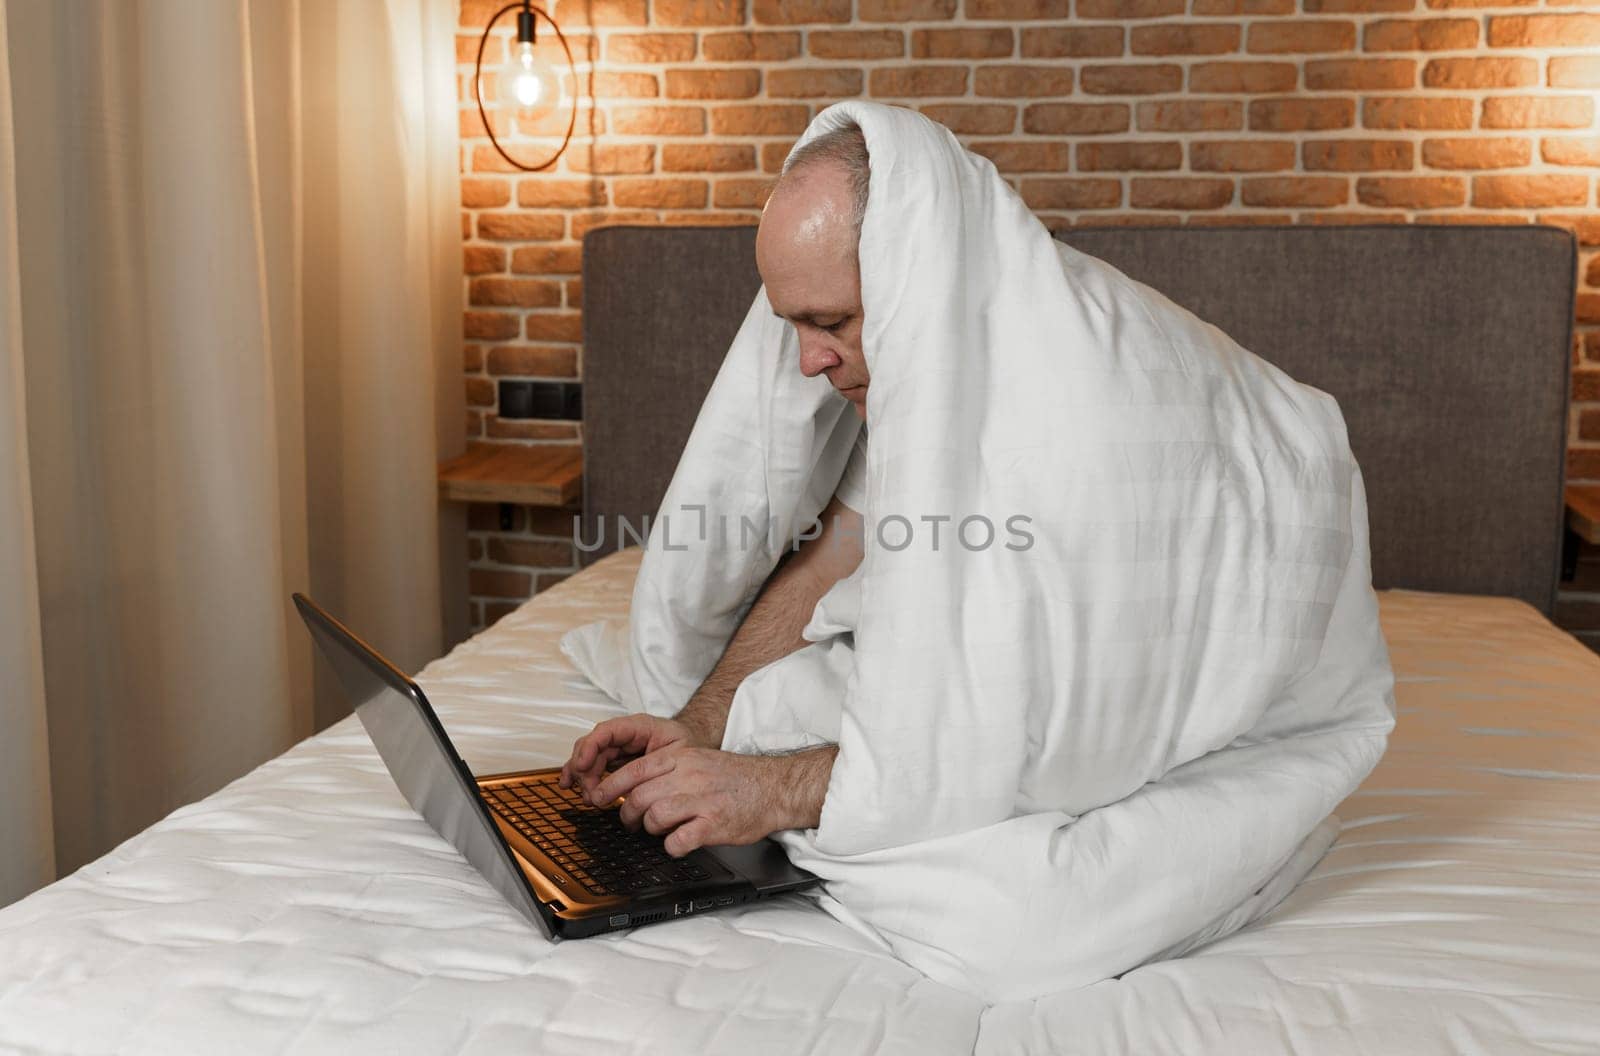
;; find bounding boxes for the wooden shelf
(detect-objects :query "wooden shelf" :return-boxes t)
[1569,485,1600,546]
[438,443,582,508]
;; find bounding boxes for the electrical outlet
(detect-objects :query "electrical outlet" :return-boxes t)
[498,380,581,420]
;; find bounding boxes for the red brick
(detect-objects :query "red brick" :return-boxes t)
[974,65,1074,97]
[1192,0,1291,11]
[870,66,968,96]
[606,33,696,62]
[761,141,799,171]
[523,315,587,344]
[487,345,581,376]
[1130,177,1234,209]
[768,68,864,97]
[1138,100,1243,131]
[612,178,709,208]
[1305,0,1411,9]
[1421,137,1531,169]
[913,28,1014,57]
[1240,176,1348,207]
[1020,178,1123,209]
[665,69,761,99]
[517,180,607,208]
[611,105,707,135]
[1021,26,1124,57]
[1023,102,1130,135]
[860,0,957,19]
[1571,448,1600,482]
[702,30,802,59]
[1362,97,1474,130]
[1582,409,1600,442]
[1080,64,1183,95]
[1304,139,1414,170]
[465,376,495,407]
[662,143,758,171]
[1542,137,1600,167]
[536,573,573,592]
[465,312,520,340]
[920,104,1018,134]
[1248,20,1356,52]
[488,538,574,567]
[970,141,1071,171]
[1481,96,1595,129]
[1472,174,1590,208]
[461,177,511,207]
[714,178,778,207]
[710,105,811,135]
[661,211,763,226]
[564,144,655,175]
[1189,62,1298,94]
[470,278,562,308]
[1078,141,1183,170]
[465,410,483,439]
[568,210,659,238]
[754,0,852,20]
[510,245,583,274]
[577,72,660,99]
[1190,140,1296,171]
[1550,56,1600,89]
[965,0,1070,16]
[1363,18,1478,51]
[478,213,565,241]
[653,0,745,25]
[1423,57,1538,89]
[1580,366,1600,396]
[808,30,906,58]
[1488,14,1600,47]
[470,568,533,598]
[1305,59,1416,90]
[1076,0,1182,16]
[1533,215,1600,247]
[464,343,484,371]
[464,246,507,275]
[1355,176,1466,208]
[485,418,581,441]
[1131,23,1241,55]
[549,0,648,24]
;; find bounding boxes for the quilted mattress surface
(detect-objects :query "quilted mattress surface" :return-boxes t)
[2,547,1598,1055]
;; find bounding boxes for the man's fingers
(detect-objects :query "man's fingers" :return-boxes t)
[593,749,676,808]
[664,817,714,858]
[640,794,696,837]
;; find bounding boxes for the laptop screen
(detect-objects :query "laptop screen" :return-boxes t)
[293,594,550,936]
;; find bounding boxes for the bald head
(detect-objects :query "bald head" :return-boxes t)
[757,125,873,419]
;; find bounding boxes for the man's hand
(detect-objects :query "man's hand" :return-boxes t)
[587,745,838,858]
[557,714,709,800]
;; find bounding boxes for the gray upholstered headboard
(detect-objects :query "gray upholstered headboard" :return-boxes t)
[582,224,1575,617]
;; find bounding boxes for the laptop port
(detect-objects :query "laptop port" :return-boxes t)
[608,914,629,927]
[674,900,693,916]
[715,895,735,906]
[693,898,713,910]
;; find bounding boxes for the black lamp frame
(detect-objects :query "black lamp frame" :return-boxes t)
[473,0,578,173]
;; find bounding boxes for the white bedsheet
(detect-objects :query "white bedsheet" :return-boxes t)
[1,548,1597,1054]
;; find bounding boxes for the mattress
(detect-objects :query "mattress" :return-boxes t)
[1,548,1597,1055]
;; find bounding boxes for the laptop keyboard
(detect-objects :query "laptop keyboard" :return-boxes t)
[484,779,712,898]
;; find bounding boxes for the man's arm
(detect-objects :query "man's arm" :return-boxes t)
[559,497,863,851]
[675,494,865,747]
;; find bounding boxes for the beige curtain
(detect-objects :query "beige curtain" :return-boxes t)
[0,0,466,905]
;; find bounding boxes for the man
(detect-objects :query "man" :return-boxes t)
[557,126,875,859]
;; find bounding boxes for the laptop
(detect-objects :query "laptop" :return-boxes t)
[293,593,821,940]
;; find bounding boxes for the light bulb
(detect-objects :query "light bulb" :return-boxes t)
[510,39,560,113]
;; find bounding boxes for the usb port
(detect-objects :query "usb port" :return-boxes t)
[715,895,735,906]
[674,900,693,916]
[693,898,713,910]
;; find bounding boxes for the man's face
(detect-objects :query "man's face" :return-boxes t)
[756,164,869,420]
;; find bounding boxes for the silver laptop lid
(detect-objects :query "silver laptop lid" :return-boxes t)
[293,594,553,939]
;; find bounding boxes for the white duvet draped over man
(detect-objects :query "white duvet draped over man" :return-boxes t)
[560,100,1397,1001]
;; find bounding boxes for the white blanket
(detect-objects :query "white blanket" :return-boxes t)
[563,100,1397,1001]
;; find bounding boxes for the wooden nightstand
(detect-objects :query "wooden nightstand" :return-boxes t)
[1562,484,1600,583]
[438,443,582,528]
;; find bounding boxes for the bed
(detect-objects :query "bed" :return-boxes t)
[2,224,1597,1054]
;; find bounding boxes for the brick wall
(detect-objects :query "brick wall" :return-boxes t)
[454,0,1600,650]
